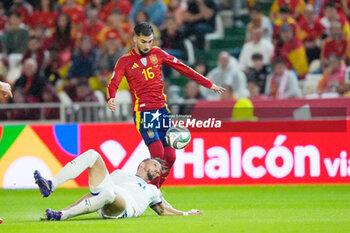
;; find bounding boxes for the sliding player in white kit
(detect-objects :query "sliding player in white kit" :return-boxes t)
[34,149,202,220]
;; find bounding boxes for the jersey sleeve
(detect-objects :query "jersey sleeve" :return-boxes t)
[106,58,126,102]
[149,185,162,207]
[159,48,213,89]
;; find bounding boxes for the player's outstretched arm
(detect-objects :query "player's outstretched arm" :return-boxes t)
[151,203,203,216]
[210,84,226,94]
[0,81,13,98]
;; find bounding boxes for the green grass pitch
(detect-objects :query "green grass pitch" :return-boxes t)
[1,185,350,233]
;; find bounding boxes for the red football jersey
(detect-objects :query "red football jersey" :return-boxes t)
[107,47,213,112]
[321,37,349,59]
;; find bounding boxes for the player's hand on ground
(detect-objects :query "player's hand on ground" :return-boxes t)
[0,81,13,98]
[107,98,116,111]
[210,84,225,94]
[187,209,203,215]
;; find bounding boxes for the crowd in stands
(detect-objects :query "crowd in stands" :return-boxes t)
[1,0,350,121]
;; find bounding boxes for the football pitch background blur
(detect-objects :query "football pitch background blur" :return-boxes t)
[1,186,350,233]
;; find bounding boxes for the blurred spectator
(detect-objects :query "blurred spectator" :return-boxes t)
[62,0,85,25]
[246,53,272,94]
[247,78,266,100]
[218,0,232,10]
[298,4,325,63]
[340,0,350,20]
[129,0,167,27]
[246,5,273,41]
[90,0,108,22]
[270,0,305,21]
[30,0,59,31]
[201,51,249,99]
[93,32,126,93]
[180,81,203,114]
[160,15,186,60]
[65,79,99,121]
[3,11,30,55]
[220,85,237,100]
[194,60,209,76]
[43,46,63,85]
[42,84,60,120]
[166,0,187,26]
[320,2,350,37]
[265,57,302,99]
[182,0,217,50]
[274,24,309,79]
[93,31,126,76]
[273,5,299,41]
[67,36,96,83]
[10,0,34,25]
[65,79,98,102]
[21,36,45,71]
[14,58,45,102]
[97,9,131,47]
[135,11,161,46]
[11,87,38,120]
[321,21,350,63]
[239,26,274,72]
[103,0,132,19]
[41,84,60,119]
[318,53,347,93]
[232,0,245,27]
[0,3,8,35]
[62,0,86,45]
[184,81,204,99]
[82,8,105,46]
[307,0,323,16]
[43,13,74,66]
[33,25,47,47]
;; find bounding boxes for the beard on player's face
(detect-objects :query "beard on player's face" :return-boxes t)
[137,43,150,56]
[135,34,153,56]
[147,171,155,181]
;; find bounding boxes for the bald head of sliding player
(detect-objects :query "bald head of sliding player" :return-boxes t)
[136,158,163,182]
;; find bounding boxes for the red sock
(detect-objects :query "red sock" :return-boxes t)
[148,141,164,188]
[159,146,176,187]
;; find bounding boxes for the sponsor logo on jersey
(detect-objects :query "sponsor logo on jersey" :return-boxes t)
[131,63,139,69]
[150,54,158,64]
[140,58,147,66]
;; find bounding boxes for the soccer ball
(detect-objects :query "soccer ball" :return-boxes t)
[165,126,191,149]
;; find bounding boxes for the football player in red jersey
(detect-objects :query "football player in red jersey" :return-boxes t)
[107,22,224,190]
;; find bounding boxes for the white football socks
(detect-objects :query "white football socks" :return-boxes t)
[61,189,115,220]
[52,149,99,191]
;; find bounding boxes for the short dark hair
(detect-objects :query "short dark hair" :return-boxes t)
[252,53,263,60]
[110,9,122,16]
[134,22,154,36]
[279,5,291,14]
[77,80,90,88]
[247,78,259,86]
[9,10,22,18]
[29,35,39,41]
[272,57,286,67]
[324,2,336,9]
[249,5,261,13]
